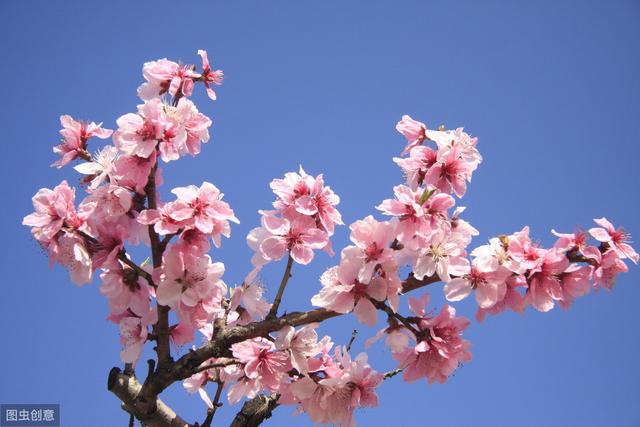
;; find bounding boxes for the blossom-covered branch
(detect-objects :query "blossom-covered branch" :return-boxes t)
[22,53,637,427]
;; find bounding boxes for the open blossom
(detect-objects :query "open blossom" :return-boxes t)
[377,185,454,243]
[275,325,321,374]
[444,259,512,308]
[395,294,471,384]
[587,249,629,290]
[196,49,223,100]
[270,166,343,234]
[231,338,291,390]
[229,282,271,324]
[137,58,196,101]
[110,152,156,194]
[52,115,113,168]
[289,348,382,427]
[176,98,212,157]
[423,144,472,197]
[396,115,427,154]
[347,216,396,283]
[250,212,328,265]
[413,227,470,282]
[171,182,239,238]
[394,145,438,189]
[100,260,153,316]
[118,308,157,364]
[507,226,546,272]
[589,217,639,264]
[157,246,226,315]
[311,256,387,326]
[113,98,186,161]
[74,145,119,190]
[23,181,82,243]
[526,249,570,312]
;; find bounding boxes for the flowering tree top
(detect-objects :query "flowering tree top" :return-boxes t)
[23,50,637,427]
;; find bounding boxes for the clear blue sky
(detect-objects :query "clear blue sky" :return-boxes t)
[1,1,639,426]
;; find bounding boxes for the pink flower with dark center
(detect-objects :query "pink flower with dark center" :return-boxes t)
[114,98,186,161]
[393,145,439,189]
[348,216,396,283]
[256,212,328,265]
[424,144,471,197]
[168,182,239,245]
[270,167,343,234]
[231,338,291,390]
[196,49,224,100]
[444,260,512,309]
[52,115,113,168]
[311,256,387,326]
[23,181,82,243]
[589,217,639,264]
[525,249,570,312]
[395,295,471,385]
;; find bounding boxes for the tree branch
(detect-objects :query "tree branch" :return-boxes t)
[228,394,279,427]
[267,253,294,319]
[108,367,192,427]
[145,161,172,370]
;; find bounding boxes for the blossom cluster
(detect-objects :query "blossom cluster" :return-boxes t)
[247,167,343,273]
[184,326,383,427]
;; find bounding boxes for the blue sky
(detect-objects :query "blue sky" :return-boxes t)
[1,1,639,426]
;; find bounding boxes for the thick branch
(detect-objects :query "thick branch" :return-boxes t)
[108,367,191,427]
[229,394,279,427]
[139,273,442,406]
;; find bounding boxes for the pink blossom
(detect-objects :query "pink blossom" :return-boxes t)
[254,212,328,265]
[311,257,387,326]
[413,227,470,282]
[229,282,271,324]
[423,144,472,197]
[396,115,427,154]
[348,216,396,283]
[74,145,119,190]
[176,98,212,156]
[169,182,239,245]
[558,264,592,309]
[231,338,291,390]
[196,49,224,100]
[275,325,321,374]
[157,246,227,315]
[113,98,186,161]
[118,308,157,364]
[476,275,527,321]
[552,228,589,252]
[52,115,112,168]
[589,250,629,290]
[393,145,438,189]
[396,298,471,384]
[137,58,195,100]
[111,152,156,194]
[525,249,570,312]
[23,181,82,243]
[100,260,153,316]
[50,232,93,285]
[270,167,343,234]
[507,226,547,272]
[444,260,512,308]
[589,217,639,264]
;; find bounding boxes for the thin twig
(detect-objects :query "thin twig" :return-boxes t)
[383,368,404,380]
[267,253,294,319]
[194,358,239,374]
[202,380,225,427]
[371,299,421,336]
[346,329,358,352]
